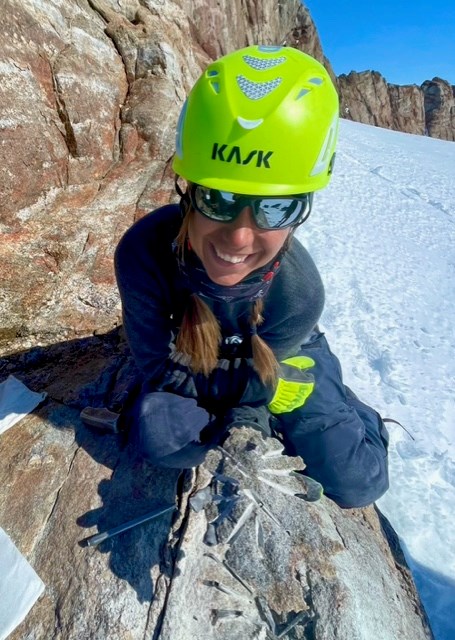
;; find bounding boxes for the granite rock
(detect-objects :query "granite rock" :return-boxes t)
[422,78,455,141]
[0,339,433,639]
[0,0,321,356]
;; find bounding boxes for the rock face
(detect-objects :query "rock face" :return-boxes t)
[2,0,451,358]
[0,337,433,639]
[0,0,324,356]
[389,83,427,135]
[337,71,455,140]
[338,71,426,135]
[160,429,432,640]
[422,78,455,141]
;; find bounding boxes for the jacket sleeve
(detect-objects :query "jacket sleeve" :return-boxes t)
[275,331,389,508]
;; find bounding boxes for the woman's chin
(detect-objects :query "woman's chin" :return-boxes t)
[206,269,246,286]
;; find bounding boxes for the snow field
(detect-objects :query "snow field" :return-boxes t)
[296,119,455,640]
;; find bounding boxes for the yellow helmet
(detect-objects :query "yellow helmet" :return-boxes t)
[172,45,339,196]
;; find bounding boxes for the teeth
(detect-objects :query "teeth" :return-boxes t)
[215,248,247,264]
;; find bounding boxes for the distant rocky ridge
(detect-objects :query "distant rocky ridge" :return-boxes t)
[337,71,455,141]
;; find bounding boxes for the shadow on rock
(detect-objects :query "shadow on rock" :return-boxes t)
[0,327,137,411]
[0,327,140,466]
[77,450,182,604]
[1,329,184,604]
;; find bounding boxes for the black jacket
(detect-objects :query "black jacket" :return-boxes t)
[115,205,324,413]
[115,205,388,508]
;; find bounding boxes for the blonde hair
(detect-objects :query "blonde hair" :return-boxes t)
[174,208,280,385]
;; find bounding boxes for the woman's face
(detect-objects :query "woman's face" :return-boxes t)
[187,207,291,286]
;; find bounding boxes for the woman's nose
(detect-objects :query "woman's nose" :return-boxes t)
[222,207,257,245]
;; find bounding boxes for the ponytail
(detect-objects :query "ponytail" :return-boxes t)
[175,293,221,377]
[250,299,280,385]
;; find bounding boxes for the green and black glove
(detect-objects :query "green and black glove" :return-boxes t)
[268,356,315,415]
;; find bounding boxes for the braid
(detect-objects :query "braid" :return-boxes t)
[250,299,280,385]
[175,202,191,258]
[175,205,222,376]
[175,293,221,376]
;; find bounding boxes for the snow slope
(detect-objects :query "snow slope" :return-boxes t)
[296,119,455,640]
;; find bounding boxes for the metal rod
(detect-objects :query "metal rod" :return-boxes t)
[80,504,177,548]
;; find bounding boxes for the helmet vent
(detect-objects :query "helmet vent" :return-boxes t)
[296,88,310,100]
[210,81,221,94]
[236,75,282,100]
[243,55,286,70]
[258,45,283,53]
[310,114,338,177]
[309,77,324,85]
[237,116,264,130]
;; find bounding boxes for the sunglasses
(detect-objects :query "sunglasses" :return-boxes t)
[189,184,313,230]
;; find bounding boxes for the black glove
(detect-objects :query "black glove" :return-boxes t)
[223,405,272,437]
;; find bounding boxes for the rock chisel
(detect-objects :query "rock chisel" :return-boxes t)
[79,504,177,547]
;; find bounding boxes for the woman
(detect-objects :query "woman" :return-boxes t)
[115,45,389,508]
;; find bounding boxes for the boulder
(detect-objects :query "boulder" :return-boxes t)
[0,336,433,639]
[159,428,433,640]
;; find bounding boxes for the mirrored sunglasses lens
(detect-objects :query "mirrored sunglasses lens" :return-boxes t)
[256,197,308,228]
[194,187,236,221]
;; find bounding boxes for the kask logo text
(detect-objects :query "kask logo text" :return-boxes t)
[211,143,273,168]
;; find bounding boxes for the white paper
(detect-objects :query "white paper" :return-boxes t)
[0,528,45,639]
[0,375,47,435]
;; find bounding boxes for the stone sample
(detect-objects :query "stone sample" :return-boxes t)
[159,427,432,640]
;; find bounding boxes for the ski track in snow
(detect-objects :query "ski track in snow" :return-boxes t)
[296,119,455,640]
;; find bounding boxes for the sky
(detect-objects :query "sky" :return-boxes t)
[304,0,455,86]
[296,119,455,639]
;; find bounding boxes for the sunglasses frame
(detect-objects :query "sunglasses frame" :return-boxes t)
[189,184,313,230]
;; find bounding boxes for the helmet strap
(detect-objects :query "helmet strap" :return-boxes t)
[175,177,191,219]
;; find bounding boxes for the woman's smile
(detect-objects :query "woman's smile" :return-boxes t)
[213,246,249,264]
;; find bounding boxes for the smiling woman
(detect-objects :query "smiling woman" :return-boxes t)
[114,45,389,509]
